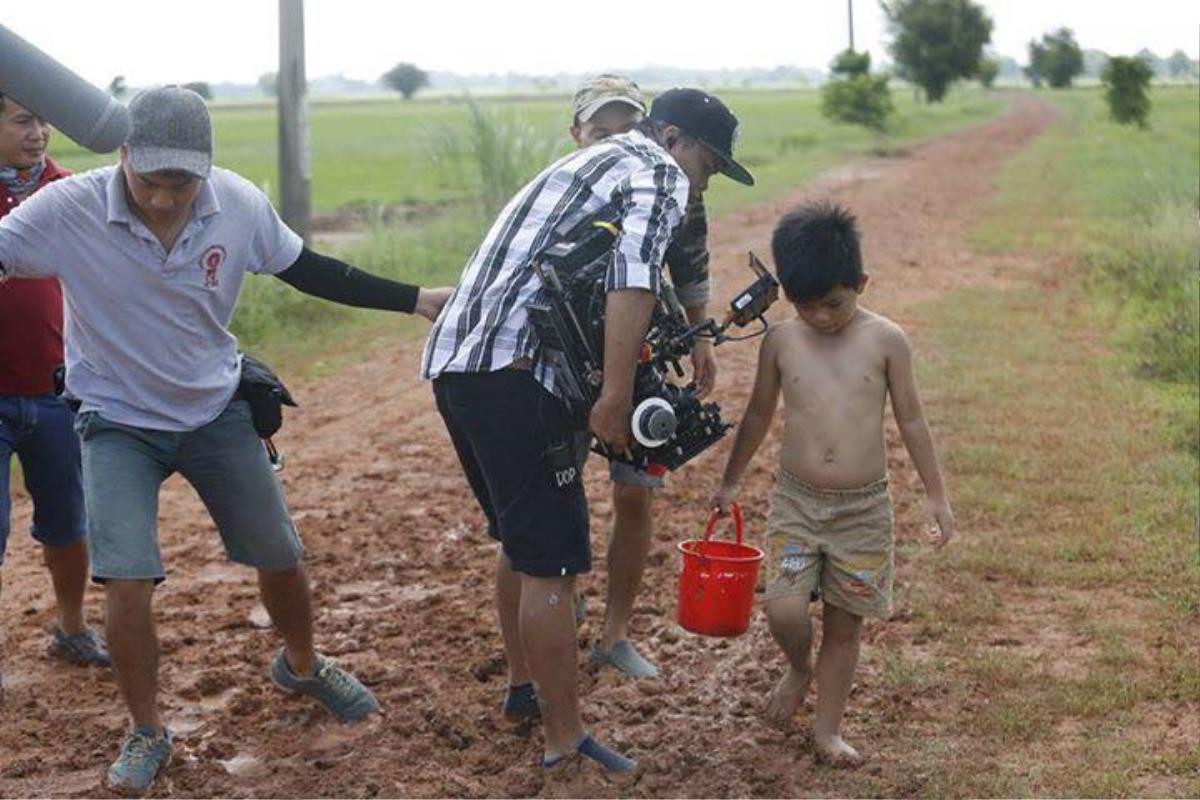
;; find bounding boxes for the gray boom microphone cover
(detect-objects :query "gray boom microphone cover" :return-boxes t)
[0,23,130,153]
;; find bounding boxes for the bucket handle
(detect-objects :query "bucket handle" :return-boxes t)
[703,502,744,546]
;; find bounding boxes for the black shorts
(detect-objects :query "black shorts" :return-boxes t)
[433,369,591,577]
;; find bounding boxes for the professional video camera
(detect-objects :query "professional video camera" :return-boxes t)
[528,212,779,474]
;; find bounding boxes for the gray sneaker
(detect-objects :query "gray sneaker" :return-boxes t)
[51,623,112,667]
[107,725,172,796]
[270,650,380,722]
[590,640,659,679]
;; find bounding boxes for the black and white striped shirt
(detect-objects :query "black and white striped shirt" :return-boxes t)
[421,130,689,394]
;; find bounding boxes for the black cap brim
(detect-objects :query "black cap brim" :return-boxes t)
[700,141,755,186]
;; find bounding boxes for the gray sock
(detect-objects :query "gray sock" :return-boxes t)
[603,640,659,679]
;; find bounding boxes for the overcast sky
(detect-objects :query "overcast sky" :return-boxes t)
[3,1,1197,86]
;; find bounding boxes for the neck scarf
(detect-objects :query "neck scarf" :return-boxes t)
[0,161,46,197]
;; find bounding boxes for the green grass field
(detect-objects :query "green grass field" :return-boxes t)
[898,84,1198,796]
[48,89,1004,218]
[45,88,1005,370]
[973,85,1199,452]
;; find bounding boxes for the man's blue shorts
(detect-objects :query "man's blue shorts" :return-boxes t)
[74,398,304,583]
[0,395,87,565]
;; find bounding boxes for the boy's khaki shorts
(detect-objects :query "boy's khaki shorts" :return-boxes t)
[764,470,894,619]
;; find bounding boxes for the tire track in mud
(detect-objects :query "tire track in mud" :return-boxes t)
[1,94,1058,798]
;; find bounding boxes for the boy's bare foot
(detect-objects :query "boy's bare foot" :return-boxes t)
[764,667,810,729]
[813,734,863,767]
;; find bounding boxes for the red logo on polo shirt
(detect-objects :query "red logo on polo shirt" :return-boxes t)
[200,245,227,288]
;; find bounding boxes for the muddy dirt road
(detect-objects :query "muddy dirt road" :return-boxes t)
[2,95,1060,798]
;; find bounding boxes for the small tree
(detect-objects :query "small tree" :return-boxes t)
[1165,50,1193,81]
[258,71,278,97]
[976,58,999,88]
[1101,56,1154,129]
[382,62,429,100]
[820,49,894,133]
[883,0,994,103]
[181,81,212,101]
[1027,28,1084,88]
[831,49,872,77]
[107,75,127,98]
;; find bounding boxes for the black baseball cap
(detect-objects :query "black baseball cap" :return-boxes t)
[649,88,754,186]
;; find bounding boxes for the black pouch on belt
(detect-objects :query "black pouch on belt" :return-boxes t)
[237,353,298,438]
[52,364,82,412]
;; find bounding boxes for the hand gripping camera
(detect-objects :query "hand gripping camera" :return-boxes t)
[528,213,779,473]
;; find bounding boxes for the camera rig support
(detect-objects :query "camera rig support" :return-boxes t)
[528,217,779,473]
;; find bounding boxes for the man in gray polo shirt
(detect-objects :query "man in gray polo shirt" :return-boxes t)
[0,86,449,795]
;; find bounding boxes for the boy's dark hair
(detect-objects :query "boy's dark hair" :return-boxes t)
[771,200,863,301]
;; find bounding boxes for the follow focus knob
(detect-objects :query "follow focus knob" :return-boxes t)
[631,397,677,448]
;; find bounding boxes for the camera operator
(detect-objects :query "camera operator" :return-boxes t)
[422,87,753,771]
[568,76,752,680]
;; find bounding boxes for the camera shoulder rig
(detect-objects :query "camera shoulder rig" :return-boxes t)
[527,212,779,473]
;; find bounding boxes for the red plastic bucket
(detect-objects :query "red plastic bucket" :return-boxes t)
[676,503,765,637]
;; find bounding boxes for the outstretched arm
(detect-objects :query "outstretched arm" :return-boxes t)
[885,325,955,546]
[274,247,452,321]
[712,327,783,512]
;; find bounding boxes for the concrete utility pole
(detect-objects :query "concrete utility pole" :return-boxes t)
[278,0,310,241]
[847,0,855,51]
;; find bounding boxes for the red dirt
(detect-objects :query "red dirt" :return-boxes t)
[1,95,1062,798]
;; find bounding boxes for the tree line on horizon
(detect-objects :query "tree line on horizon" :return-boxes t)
[101,43,1196,107]
[101,0,1196,130]
[815,0,1176,134]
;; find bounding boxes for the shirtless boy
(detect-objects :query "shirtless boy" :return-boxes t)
[712,200,955,764]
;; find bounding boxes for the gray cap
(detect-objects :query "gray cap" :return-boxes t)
[125,86,212,178]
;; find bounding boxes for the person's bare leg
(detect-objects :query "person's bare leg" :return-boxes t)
[813,602,864,764]
[257,564,316,676]
[600,483,653,651]
[764,595,814,729]
[519,574,584,757]
[497,553,531,686]
[43,540,89,635]
[105,579,162,729]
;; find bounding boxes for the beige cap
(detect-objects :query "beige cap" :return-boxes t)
[572,74,646,123]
